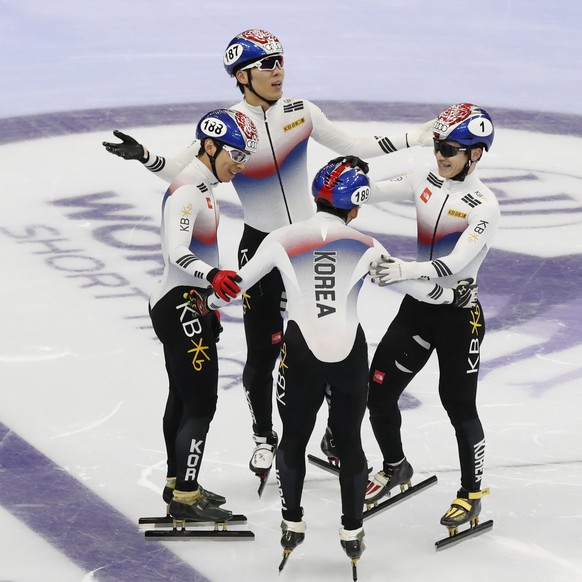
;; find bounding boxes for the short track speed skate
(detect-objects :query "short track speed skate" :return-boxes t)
[340,527,365,582]
[365,458,414,505]
[278,520,306,573]
[435,487,493,550]
[363,459,437,519]
[161,478,227,509]
[250,430,278,497]
[140,488,254,540]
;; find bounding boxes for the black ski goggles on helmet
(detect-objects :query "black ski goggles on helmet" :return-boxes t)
[433,139,468,158]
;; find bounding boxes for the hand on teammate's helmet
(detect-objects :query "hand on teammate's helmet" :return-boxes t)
[451,279,478,309]
[102,130,148,162]
[327,155,369,174]
[406,119,436,147]
[208,269,242,302]
[369,255,420,285]
[184,289,212,317]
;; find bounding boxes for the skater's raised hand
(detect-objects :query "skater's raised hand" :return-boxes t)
[102,130,149,162]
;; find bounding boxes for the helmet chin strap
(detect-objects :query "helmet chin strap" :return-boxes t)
[245,69,280,107]
[451,151,476,182]
[208,141,224,182]
[452,159,471,182]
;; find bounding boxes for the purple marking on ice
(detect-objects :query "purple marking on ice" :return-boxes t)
[1,101,582,145]
[0,422,211,582]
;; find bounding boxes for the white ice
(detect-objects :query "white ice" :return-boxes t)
[1,2,582,582]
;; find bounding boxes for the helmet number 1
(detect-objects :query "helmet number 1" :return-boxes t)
[468,117,493,137]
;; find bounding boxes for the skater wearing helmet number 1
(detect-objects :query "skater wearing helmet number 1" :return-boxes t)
[144,109,258,524]
[185,159,478,574]
[102,28,436,487]
[364,103,499,543]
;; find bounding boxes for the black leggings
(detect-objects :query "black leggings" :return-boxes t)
[238,224,284,435]
[150,286,219,491]
[275,321,369,529]
[368,295,486,491]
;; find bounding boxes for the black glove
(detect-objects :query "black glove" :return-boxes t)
[327,155,369,174]
[183,288,213,317]
[102,130,148,162]
[212,311,223,343]
[452,279,478,308]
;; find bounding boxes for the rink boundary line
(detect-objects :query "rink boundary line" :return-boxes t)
[0,421,211,582]
[1,101,582,146]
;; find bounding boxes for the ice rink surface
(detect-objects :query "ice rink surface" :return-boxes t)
[1,2,582,581]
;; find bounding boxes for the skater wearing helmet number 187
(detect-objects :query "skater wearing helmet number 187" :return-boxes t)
[144,109,258,524]
[101,28,436,487]
[185,159,476,574]
[364,103,499,542]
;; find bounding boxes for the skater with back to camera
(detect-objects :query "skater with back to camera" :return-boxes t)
[102,28,435,486]
[186,159,479,573]
[365,103,499,542]
[147,108,258,523]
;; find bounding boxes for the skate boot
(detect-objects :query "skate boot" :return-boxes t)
[440,487,490,537]
[162,477,176,512]
[278,519,306,572]
[364,458,414,505]
[340,527,365,581]
[320,426,340,466]
[169,489,232,527]
[249,430,278,476]
[162,478,226,509]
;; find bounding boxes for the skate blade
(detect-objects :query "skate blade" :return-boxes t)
[363,475,438,520]
[138,514,247,529]
[307,454,340,475]
[256,469,271,497]
[435,519,494,551]
[351,557,359,582]
[145,528,255,541]
[278,549,293,573]
[307,454,373,476]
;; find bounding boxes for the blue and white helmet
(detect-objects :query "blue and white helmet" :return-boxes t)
[223,29,283,77]
[312,162,371,210]
[433,103,494,151]
[196,108,259,154]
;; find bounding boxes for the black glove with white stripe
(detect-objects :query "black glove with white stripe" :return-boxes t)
[452,279,478,308]
[102,130,149,162]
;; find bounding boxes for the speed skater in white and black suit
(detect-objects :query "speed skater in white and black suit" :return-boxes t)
[145,109,259,523]
[186,159,478,570]
[101,28,436,480]
[365,103,500,537]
